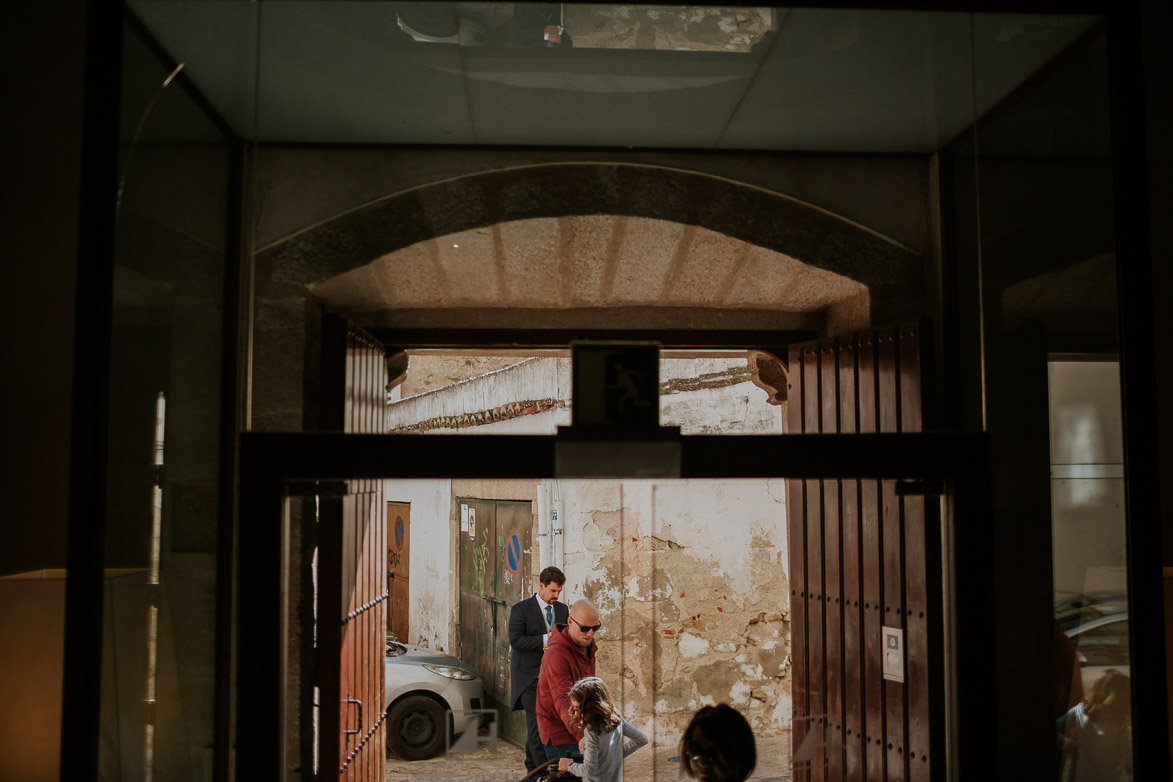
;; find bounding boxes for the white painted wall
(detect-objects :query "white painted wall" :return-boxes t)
[388,358,571,433]
[388,355,784,434]
[383,479,454,652]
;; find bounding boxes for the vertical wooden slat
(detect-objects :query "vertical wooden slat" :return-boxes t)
[877,326,908,782]
[365,495,375,781]
[361,336,368,432]
[802,345,825,782]
[899,324,931,780]
[838,335,864,782]
[350,493,358,780]
[360,495,368,782]
[356,496,364,780]
[339,495,351,774]
[319,499,342,780]
[361,494,370,782]
[377,493,387,768]
[820,340,844,781]
[379,492,387,775]
[787,345,808,779]
[360,337,368,435]
[857,330,885,782]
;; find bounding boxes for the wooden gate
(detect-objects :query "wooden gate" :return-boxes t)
[387,501,411,643]
[457,498,534,748]
[787,323,938,782]
[318,315,388,781]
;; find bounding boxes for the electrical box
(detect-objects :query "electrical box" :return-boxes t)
[882,626,905,683]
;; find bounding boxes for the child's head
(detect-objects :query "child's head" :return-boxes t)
[1084,668,1131,723]
[679,704,756,782]
[568,676,620,735]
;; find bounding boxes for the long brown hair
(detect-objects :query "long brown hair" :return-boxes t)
[568,677,621,735]
[1083,668,1130,722]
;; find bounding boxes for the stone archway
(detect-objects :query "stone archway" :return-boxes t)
[250,161,924,430]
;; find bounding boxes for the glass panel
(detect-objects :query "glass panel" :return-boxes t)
[968,14,1133,782]
[1049,360,1132,777]
[98,17,243,781]
[185,4,998,435]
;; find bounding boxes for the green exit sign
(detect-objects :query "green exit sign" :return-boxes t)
[570,342,660,428]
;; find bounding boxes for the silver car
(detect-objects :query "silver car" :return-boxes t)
[1059,600,1130,693]
[385,638,485,760]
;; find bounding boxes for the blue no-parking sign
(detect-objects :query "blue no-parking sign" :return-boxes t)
[505,528,522,574]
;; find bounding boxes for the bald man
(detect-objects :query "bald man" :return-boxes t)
[535,598,601,761]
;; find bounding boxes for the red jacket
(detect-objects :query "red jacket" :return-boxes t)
[536,622,597,745]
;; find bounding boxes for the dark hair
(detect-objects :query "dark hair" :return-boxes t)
[540,566,565,586]
[568,677,620,735]
[680,704,756,782]
[1084,668,1130,722]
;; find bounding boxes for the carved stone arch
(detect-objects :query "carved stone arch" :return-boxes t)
[258,162,922,323]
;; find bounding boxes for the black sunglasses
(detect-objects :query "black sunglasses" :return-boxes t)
[570,616,602,633]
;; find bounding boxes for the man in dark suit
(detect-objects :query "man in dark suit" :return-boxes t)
[509,565,568,773]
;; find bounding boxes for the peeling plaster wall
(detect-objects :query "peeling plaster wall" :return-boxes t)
[388,355,792,745]
[660,357,783,434]
[555,480,791,748]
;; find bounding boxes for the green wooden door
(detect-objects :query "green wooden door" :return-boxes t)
[458,498,534,748]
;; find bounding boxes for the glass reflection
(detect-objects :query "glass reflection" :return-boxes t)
[99,18,235,782]
[1049,361,1131,782]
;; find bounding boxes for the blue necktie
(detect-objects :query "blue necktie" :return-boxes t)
[545,604,553,628]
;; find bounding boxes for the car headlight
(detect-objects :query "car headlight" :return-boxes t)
[422,663,476,681]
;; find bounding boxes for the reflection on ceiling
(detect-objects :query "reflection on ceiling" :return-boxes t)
[128,2,1097,151]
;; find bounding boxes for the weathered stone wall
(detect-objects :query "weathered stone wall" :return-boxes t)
[557,479,791,748]
[387,354,783,435]
[387,358,572,434]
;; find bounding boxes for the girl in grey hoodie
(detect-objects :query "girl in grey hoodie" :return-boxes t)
[557,677,647,782]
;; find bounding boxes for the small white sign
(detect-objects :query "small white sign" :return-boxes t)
[460,504,469,532]
[882,626,905,683]
[468,507,476,538]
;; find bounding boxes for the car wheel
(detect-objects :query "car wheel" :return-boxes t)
[386,695,448,760]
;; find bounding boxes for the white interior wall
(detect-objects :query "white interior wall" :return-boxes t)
[1048,361,1128,596]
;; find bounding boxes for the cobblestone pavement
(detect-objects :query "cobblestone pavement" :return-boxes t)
[387,730,793,782]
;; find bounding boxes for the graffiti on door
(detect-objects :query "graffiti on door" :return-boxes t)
[473,524,491,593]
[458,499,534,749]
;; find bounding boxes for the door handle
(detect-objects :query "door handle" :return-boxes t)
[345,696,363,736]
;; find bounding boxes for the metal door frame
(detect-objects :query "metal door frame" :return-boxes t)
[236,430,992,780]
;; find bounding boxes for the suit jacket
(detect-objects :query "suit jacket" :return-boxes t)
[509,594,568,709]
